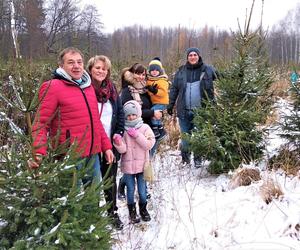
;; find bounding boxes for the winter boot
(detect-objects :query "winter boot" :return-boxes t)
[181,151,191,165]
[152,126,160,139]
[117,178,126,200]
[146,193,151,200]
[157,125,167,141]
[139,202,151,222]
[112,212,124,230]
[194,156,202,168]
[128,203,140,224]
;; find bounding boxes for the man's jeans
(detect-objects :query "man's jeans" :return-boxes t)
[178,111,194,154]
[77,154,101,187]
[123,173,146,205]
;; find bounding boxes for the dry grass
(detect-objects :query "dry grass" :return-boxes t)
[267,148,300,176]
[228,167,261,189]
[162,115,180,149]
[259,178,284,204]
[269,78,290,98]
[264,109,279,127]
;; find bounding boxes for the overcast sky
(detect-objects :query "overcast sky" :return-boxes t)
[84,0,299,33]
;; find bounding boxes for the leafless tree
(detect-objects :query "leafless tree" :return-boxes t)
[44,0,80,53]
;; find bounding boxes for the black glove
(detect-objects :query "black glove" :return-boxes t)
[167,107,173,116]
[146,84,158,94]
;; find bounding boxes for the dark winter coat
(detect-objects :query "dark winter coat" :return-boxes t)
[168,59,217,119]
[32,74,112,157]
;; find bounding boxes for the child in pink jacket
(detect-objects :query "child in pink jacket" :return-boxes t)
[113,100,155,223]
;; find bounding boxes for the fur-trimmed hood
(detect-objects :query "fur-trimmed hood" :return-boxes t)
[121,68,146,89]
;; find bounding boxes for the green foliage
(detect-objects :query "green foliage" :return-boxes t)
[189,26,274,174]
[281,79,300,149]
[0,59,54,145]
[190,103,264,173]
[0,59,112,249]
[0,138,112,249]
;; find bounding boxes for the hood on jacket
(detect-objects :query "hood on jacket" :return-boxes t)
[53,68,91,89]
[121,69,146,89]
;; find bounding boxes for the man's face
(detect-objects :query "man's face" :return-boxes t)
[187,52,199,65]
[61,52,84,80]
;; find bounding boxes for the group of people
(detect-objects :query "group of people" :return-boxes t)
[28,46,217,230]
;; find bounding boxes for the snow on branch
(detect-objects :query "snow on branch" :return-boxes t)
[0,112,23,134]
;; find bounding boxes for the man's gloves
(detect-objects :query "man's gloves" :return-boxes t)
[167,107,173,116]
[146,84,158,94]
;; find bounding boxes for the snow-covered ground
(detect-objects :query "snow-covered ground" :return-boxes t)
[112,99,300,250]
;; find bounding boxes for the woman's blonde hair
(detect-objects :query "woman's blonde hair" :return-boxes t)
[87,55,112,79]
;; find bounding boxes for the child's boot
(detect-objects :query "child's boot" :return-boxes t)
[128,203,140,224]
[152,126,160,139]
[139,202,151,222]
[158,125,167,140]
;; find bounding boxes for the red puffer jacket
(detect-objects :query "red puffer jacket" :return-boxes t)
[32,79,112,157]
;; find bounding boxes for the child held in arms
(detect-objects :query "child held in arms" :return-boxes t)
[146,57,169,140]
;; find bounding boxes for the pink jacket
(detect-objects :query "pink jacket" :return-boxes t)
[32,79,112,157]
[114,124,155,174]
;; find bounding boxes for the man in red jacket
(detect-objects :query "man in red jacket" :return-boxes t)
[28,47,114,185]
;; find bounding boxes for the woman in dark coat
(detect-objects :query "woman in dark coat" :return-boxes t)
[120,63,162,125]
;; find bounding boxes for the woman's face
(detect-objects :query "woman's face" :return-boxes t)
[133,71,146,82]
[91,60,108,83]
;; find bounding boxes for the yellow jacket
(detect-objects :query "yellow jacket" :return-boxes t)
[146,74,169,105]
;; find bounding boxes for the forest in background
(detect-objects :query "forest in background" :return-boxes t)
[1,0,300,72]
[1,1,300,248]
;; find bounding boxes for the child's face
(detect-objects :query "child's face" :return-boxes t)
[127,114,137,121]
[150,69,160,77]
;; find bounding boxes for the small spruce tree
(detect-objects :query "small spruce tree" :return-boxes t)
[189,14,274,174]
[0,61,112,249]
[281,74,300,150]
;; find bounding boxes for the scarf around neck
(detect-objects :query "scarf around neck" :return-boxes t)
[128,83,147,105]
[55,68,91,89]
[92,79,117,103]
[125,117,144,130]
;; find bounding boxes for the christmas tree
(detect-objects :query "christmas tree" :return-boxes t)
[281,71,300,150]
[189,16,274,174]
[0,61,112,249]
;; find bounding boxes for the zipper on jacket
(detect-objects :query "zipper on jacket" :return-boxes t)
[80,88,94,156]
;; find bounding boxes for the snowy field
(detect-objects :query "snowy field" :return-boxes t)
[112,99,300,250]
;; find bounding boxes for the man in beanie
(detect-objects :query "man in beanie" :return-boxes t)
[146,57,169,140]
[167,47,217,167]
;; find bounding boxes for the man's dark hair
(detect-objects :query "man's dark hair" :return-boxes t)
[58,47,84,65]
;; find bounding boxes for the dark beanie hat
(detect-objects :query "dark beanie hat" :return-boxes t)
[186,47,201,58]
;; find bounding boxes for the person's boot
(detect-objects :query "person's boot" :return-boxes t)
[128,203,140,224]
[157,125,167,141]
[152,126,160,139]
[139,202,151,222]
[194,156,202,168]
[112,212,124,230]
[117,178,126,199]
[181,151,191,165]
